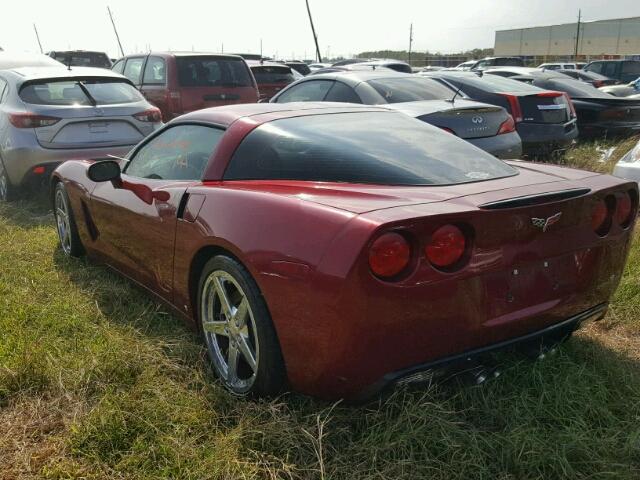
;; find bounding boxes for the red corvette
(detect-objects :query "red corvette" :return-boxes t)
[52,103,637,400]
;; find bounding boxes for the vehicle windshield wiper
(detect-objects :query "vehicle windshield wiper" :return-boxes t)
[76,81,97,106]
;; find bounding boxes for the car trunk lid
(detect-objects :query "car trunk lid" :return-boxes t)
[517,91,572,124]
[386,99,508,139]
[32,104,146,149]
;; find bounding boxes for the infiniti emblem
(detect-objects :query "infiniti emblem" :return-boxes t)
[472,116,484,124]
[531,212,562,232]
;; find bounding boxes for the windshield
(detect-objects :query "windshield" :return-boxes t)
[224,112,517,186]
[251,66,295,84]
[176,56,253,87]
[544,79,613,98]
[367,77,456,103]
[52,52,111,68]
[19,79,143,105]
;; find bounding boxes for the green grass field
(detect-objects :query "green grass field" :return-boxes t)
[1,138,640,479]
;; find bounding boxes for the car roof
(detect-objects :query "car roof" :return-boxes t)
[246,60,291,68]
[0,66,130,83]
[0,52,63,70]
[305,70,418,85]
[121,52,244,60]
[176,102,390,127]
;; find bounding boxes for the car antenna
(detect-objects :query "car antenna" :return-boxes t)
[448,83,464,104]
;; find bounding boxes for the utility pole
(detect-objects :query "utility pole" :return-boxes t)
[408,23,413,65]
[33,23,43,53]
[260,39,263,58]
[574,9,581,60]
[107,6,125,57]
[305,0,322,62]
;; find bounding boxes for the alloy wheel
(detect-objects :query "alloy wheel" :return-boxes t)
[201,270,259,394]
[0,167,8,202]
[55,189,72,255]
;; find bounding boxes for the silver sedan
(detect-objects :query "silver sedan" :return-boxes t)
[0,66,162,201]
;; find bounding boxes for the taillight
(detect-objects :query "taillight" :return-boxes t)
[133,108,162,123]
[615,191,633,227]
[536,91,563,98]
[593,80,604,88]
[562,93,577,118]
[592,197,614,236]
[425,225,466,269]
[9,112,60,128]
[497,114,516,135]
[498,94,522,123]
[438,126,456,135]
[369,232,411,279]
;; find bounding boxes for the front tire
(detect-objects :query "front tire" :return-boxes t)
[54,182,84,257]
[198,255,286,397]
[0,161,17,202]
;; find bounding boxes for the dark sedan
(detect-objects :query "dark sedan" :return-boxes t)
[270,71,522,158]
[486,68,640,138]
[556,69,618,88]
[423,71,578,156]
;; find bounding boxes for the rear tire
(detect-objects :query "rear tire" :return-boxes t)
[0,161,17,202]
[53,182,84,257]
[197,255,286,397]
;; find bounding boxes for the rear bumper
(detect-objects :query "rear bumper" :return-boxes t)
[355,303,607,402]
[1,144,133,187]
[578,122,640,139]
[517,120,578,155]
[467,131,523,159]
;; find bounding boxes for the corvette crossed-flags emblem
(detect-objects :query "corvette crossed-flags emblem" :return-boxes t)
[531,212,562,232]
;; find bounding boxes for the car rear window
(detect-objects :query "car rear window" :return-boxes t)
[19,79,143,105]
[251,66,295,84]
[367,77,455,103]
[176,56,253,87]
[224,112,517,186]
[446,74,542,93]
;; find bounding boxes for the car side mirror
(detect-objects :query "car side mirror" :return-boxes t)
[87,160,121,183]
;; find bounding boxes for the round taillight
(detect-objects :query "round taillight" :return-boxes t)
[616,192,632,227]
[425,225,466,268]
[369,232,411,278]
[591,200,608,234]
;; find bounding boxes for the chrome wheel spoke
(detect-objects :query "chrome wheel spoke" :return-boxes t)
[213,276,233,317]
[232,297,249,328]
[202,320,228,336]
[236,334,257,372]
[227,342,240,383]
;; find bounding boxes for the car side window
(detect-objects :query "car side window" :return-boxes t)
[123,57,144,84]
[112,59,125,75]
[587,62,603,74]
[622,62,640,75]
[274,80,333,103]
[603,62,618,77]
[125,124,224,181]
[324,81,362,103]
[143,56,166,85]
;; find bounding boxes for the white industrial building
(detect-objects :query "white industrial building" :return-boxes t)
[494,16,640,58]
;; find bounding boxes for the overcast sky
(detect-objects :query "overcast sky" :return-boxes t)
[2,0,639,59]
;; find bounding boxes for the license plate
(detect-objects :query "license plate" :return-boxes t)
[88,122,109,133]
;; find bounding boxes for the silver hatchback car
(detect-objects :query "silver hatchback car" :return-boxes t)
[0,67,162,201]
